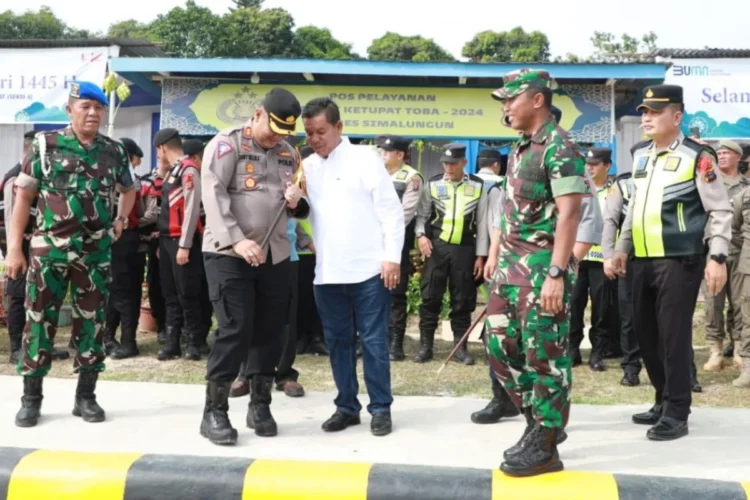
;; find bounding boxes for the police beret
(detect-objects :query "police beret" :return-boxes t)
[380,135,410,153]
[586,147,612,164]
[262,88,302,136]
[299,145,314,160]
[637,85,683,112]
[69,81,109,107]
[440,143,466,163]
[477,149,502,162]
[551,106,562,124]
[183,138,205,156]
[717,140,743,156]
[119,137,144,158]
[153,128,180,148]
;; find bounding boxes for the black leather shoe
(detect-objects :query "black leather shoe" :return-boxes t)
[322,411,361,432]
[588,354,606,372]
[371,412,392,436]
[452,346,476,366]
[692,381,703,393]
[571,349,582,367]
[632,404,662,425]
[620,372,640,387]
[647,416,688,441]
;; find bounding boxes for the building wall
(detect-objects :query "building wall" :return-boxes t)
[616,116,643,174]
[0,105,157,179]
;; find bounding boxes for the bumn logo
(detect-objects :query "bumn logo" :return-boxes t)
[673,65,709,77]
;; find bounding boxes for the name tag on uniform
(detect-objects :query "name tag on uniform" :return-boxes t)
[634,156,649,178]
[395,170,408,181]
[437,184,449,200]
[663,156,681,172]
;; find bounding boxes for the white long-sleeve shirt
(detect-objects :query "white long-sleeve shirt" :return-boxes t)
[303,137,404,285]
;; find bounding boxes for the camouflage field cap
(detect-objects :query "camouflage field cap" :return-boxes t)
[491,69,552,101]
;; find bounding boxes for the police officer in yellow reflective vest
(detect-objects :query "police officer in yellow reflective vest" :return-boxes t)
[570,147,617,372]
[415,143,489,365]
[377,135,424,361]
[612,84,731,441]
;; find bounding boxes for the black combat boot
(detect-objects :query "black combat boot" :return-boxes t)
[157,329,167,346]
[183,332,202,361]
[413,331,434,363]
[503,407,535,460]
[452,335,476,365]
[15,377,43,427]
[389,331,405,361]
[500,424,564,477]
[471,380,520,424]
[200,381,238,446]
[157,326,182,361]
[247,376,278,437]
[72,371,106,423]
[111,318,139,360]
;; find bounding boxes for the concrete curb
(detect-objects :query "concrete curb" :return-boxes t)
[1,446,749,500]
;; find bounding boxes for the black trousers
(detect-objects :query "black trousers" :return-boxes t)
[106,230,146,344]
[5,242,30,348]
[389,242,413,336]
[632,256,704,421]
[570,261,615,356]
[160,236,207,343]
[146,239,166,332]
[242,260,299,384]
[613,257,642,373]
[418,239,476,337]
[296,253,324,347]
[204,252,290,382]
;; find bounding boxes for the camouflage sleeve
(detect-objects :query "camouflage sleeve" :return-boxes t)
[115,144,136,193]
[696,151,732,256]
[545,142,587,197]
[401,174,423,226]
[15,134,42,193]
[179,166,202,249]
[602,183,623,259]
[414,180,432,237]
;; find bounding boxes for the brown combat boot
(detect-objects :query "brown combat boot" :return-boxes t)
[703,339,725,372]
[733,359,750,388]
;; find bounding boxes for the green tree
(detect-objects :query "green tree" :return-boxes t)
[107,19,155,40]
[589,31,658,62]
[216,7,298,58]
[0,6,93,39]
[462,27,550,63]
[148,0,222,57]
[229,0,263,10]
[367,32,454,62]
[295,26,357,60]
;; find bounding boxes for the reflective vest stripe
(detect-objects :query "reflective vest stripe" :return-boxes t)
[297,219,313,255]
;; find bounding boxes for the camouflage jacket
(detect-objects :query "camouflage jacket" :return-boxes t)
[494,119,587,288]
[15,126,135,250]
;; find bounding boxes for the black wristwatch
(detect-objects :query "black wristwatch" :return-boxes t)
[547,265,565,279]
[710,254,727,264]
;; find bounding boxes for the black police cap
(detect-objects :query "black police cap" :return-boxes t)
[477,149,502,162]
[637,85,683,112]
[263,88,301,136]
[119,137,144,158]
[551,106,562,123]
[440,143,466,163]
[380,135,410,154]
[586,147,612,164]
[153,128,180,148]
[183,139,205,156]
[299,145,315,160]
[374,135,389,147]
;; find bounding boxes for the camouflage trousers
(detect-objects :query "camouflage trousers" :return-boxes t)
[485,285,572,429]
[17,244,111,378]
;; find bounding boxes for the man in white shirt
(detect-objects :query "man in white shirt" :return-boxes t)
[301,97,405,437]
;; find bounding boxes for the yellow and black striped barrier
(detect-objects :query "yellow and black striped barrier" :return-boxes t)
[2,446,750,499]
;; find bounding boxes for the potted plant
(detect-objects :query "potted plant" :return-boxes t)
[139,280,158,333]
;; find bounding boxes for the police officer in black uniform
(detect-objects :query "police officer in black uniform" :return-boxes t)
[153,128,208,362]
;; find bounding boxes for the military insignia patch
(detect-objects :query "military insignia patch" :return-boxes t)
[663,156,681,172]
[217,141,234,159]
[464,185,475,197]
[243,127,253,138]
[279,151,292,157]
[635,156,649,171]
[241,144,253,152]
[244,177,258,190]
[182,172,194,191]
[699,156,717,183]
[395,171,408,180]
[245,162,255,174]
[608,185,617,196]
[409,176,420,191]
[283,170,292,178]
[437,184,449,200]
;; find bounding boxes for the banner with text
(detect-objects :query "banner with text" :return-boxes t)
[664,58,750,139]
[0,46,115,124]
[161,78,612,142]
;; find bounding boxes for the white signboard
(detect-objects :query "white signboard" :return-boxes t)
[0,46,116,124]
[664,58,750,139]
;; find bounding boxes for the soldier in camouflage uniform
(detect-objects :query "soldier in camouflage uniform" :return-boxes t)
[484,70,587,477]
[4,82,137,428]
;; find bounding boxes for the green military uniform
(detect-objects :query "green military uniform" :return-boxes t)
[485,69,588,477]
[703,139,750,371]
[617,85,731,441]
[12,82,136,428]
[415,143,489,365]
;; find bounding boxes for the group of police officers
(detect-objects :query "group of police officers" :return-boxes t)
[2,74,750,477]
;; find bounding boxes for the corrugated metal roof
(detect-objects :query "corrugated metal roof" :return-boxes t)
[0,38,168,57]
[653,48,750,59]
